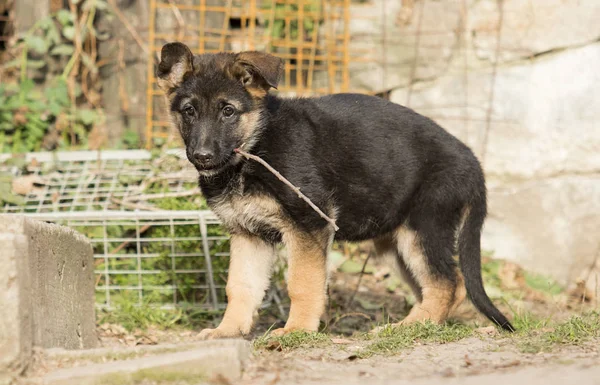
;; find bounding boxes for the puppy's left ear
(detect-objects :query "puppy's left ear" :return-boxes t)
[157,42,194,93]
[232,51,283,92]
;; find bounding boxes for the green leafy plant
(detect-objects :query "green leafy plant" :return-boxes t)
[0,0,109,153]
[263,0,322,42]
[0,78,98,152]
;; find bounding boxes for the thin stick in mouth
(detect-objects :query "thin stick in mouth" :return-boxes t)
[234,147,339,232]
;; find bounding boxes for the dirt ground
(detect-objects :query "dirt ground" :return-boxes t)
[243,336,600,385]
[20,254,600,385]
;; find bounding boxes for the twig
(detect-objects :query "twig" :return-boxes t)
[480,0,504,164]
[167,0,186,41]
[111,197,160,211]
[103,224,152,259]
[117,39,129,113]
[345,251,373,307]
[234,148,339,231]
[331,312,372,328]
[125,188,201,202]
[107,0,153,59]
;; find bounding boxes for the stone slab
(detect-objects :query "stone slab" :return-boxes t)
[43,340,251,385]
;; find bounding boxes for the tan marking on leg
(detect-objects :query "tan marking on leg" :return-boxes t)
[374,235,423,303]
[450,269,467,314]
[198,233,276,340]
[395,225,456,324]
[272,229,331,335]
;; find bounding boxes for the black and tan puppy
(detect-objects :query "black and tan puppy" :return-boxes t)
[156,42,514,339]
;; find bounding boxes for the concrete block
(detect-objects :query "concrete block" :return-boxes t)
[0,216,96,377]
[43,340,252,385]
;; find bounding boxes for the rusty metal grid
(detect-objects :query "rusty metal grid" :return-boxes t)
[145,0,354,148]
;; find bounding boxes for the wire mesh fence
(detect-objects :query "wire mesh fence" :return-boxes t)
[0,149,287,311]
[146,0,356,147]
[26,210,230,310]
[0,150,198,214]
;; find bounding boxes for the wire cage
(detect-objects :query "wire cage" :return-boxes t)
[26,210,231,310]
[0,150,284,311]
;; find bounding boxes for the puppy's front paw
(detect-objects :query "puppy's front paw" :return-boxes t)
[198,327,243,340]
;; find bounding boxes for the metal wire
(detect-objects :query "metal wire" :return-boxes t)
[26,210,229,310]
[145,0,355,148]
[0,150,197,214]
[1,150,279,311]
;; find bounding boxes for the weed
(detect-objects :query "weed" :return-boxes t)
[357,322,474,358]
[254,330,331,351]
[97,294,222,332]
[100,367,205,385]
[514,312,600,353]
[524,271,564,296]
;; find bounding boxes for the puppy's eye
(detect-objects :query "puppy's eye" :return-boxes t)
[222,105,235,118]
[183,106,195,117]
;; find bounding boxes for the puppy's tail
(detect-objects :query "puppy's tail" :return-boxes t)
[458,198,515,332]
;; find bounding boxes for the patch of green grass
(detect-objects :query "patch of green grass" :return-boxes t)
[514,312,600,354]
[99,367,206,385]
[357,322,474,358]
[524,271,564,296]
[510,311,551,332]
[98,294,222,332]
[254,330,331,351]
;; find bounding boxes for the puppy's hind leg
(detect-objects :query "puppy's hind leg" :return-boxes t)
[373,235,423,303]
[394,221,460,325]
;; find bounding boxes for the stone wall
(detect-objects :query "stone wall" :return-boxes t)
[349,0,600,290]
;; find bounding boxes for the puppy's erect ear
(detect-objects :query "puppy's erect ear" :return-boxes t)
[157,42,194,92]
[232,51,283,92]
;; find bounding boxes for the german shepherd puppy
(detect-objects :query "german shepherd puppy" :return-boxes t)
[157,42,514,339]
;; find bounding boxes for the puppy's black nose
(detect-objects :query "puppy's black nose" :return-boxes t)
[193,150,213,163]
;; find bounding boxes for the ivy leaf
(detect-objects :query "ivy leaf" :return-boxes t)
[46,23,62,45]
[56,9,73,26]
[50,44,74,56]
[45,79,70,107]
[25,35,48,54]
[0,59,22,69]
[62,26,75,41]
[77,109,97,125]
[19,79,35,95]
[73,83,83,98]
[38,17,54,30]
[27,60,46,69]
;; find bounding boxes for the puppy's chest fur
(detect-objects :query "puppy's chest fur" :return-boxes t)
[206,176,286,242]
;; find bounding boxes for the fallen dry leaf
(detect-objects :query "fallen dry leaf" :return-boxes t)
[266,340,283,352]
[135,335,158,346]
[12,175,44,196]
[464,354,472,367]
[331,338,353,345]
[475,326,499,337]
[494,360,521,369]
[568,279,595,304]
[499,262,526,290]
